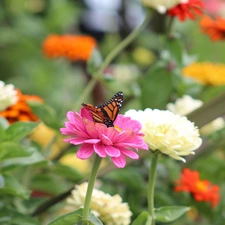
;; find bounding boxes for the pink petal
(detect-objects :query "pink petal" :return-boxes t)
[114,129,134,143]
[111,155,126,168]
[80,107,93,121]
[76,144,94,159]
[105,145,120,157]
[93,143,107,158]
[84,139,100,144]
[100,134,113,145]
[85,124,98,139]
[65,137,86,145]
[106,127,119,141]
[120,148,139,159]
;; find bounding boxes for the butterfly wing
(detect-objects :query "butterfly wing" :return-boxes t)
[82,91,123,127]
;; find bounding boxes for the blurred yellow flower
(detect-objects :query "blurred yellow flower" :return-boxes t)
[59,153,90,175]
[132,47,156,66]
[182,62,225,85]
[66,182,132,225]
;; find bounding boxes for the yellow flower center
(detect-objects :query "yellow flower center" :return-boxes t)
[114,125,122,132]
[196,181,207,192]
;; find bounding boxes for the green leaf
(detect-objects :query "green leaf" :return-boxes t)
[52,163,83,182]
[155,206,190,222]
[48,208,83,225]
[48,209,103,225]
[0,142,31,161]
[0,174,30,199]
[5,121,39,142]
[165,35,183,66]
[141,66,173,109]
[131,212,151,225]
[87,48,103,74]
[28,101,61,130]
[0,207,40,225]
[1,147,46,170]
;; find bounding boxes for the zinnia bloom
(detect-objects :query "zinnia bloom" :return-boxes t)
[60,108,148,168]
[141,0,179,14]
[66,182,132,225]
[182,62,225,85]
[167,0,204,21]
[125,109,202,162]
[167,95,225,135]
[0,81,18,111]
[42,34,97,61]
[175,168,220,207]
[0,89,43,124]
[200,15,225,41]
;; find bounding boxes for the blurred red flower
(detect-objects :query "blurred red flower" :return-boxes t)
[42,35,97,61]
[167,0,204,21]
[175,168,220,208]
[200,15,225,41]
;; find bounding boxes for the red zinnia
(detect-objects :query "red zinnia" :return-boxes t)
[167,0,204,21]
[42,35,97,61]
[200,15,225,41]
[175,168,220,208]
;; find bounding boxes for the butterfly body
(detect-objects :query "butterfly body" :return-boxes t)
[82,91,123,127]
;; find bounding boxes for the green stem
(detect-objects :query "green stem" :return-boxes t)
[166,16,175,38]
[148,151,159,225]
[82,154,102,223]
[75,14,151,110]
[74,77,98,111]
[98,14,151,74]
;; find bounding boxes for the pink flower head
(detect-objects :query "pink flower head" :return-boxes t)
[60,108,148,168]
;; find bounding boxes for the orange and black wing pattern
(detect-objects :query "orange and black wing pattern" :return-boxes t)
[82,91,123,127]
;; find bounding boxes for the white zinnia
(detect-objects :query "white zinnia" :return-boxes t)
[141,0,180,14]
[167,95,203,116]
[0,81,18,111]
[125,108,202,162]
[66,182,132,225]
[167,95,225,135]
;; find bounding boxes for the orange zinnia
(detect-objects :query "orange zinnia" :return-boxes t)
[175,168,220,208]
[200,15,225,41]
[0,90,43,124]
[42,35,97,61]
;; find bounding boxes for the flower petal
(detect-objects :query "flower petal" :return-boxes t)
[76,144,94,159]
[94,142,107,158]
[111,155,126,168]
[105,145,120,157]
[120,148,139,159]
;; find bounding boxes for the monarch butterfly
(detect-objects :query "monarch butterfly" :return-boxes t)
[82,91,123,127]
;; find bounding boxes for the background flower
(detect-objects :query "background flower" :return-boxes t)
[182,62,225,85]
[0,89,43,124]
[0,81,18,111]
[175,168,220,208]
[60,108,148,168]
[167,0,204,21]
[125,108,202,162]
[200,16,225,41]
[66,182,132,225]
[42,34,97,61]
[167,95,225,135]
[141,0,180,14]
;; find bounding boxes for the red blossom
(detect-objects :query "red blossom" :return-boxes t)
[167,0,204,21]
[175,168,220,208]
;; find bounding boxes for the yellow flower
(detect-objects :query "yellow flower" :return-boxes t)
[182,62,225,85]
[66,182,132,225]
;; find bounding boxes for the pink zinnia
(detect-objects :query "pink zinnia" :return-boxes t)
[60,108,148,168]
